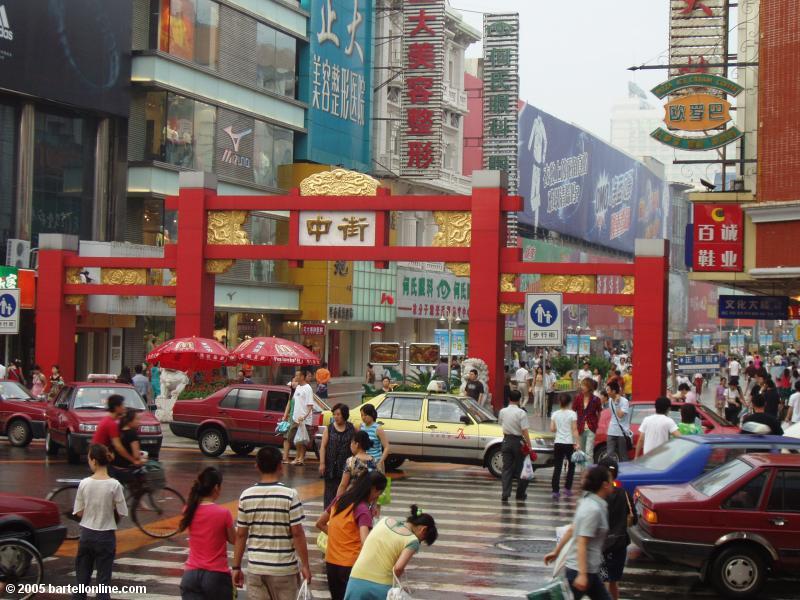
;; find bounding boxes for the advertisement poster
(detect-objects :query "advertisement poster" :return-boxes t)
[369,343,400,365]
[408,343,440,366]
[518,103,669,254]
[434,329,466,356]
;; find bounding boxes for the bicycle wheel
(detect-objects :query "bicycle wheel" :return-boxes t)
[131,486,186,538]
[46,485,81,540]
[0,538,43,599]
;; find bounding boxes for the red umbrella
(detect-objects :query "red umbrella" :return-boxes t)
[229,337,320,366]
[146,336,230,371]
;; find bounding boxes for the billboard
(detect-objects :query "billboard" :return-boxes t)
[518,103,669,254]
[0,0,132,117]
[297,0,373,172]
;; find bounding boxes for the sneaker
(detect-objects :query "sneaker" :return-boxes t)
[562,488,573,497]
[551,491,560,499]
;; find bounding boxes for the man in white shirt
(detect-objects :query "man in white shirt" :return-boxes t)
[728,356,742,386]
[635,397,680,458]
[287,370,315,465]
[514,362,532,408]
[577,361,592,383]
[498,390,532,502]
[786,381,800,423]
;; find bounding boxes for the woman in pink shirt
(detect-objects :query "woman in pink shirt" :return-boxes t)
[179,467,235,599]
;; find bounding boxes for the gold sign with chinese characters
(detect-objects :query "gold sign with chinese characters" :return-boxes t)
[299,211,377,247]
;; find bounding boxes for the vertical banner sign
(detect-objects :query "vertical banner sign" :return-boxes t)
[482,13,519,194]
[692,204,743,272]
[400,0,445,178]
[669,0,729,81]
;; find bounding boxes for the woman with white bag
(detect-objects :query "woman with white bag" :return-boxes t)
[343,505,437,600]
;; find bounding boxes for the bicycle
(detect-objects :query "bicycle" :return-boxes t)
[46,463,186,540]
[0,538,43,599]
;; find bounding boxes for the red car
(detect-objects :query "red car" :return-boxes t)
[593,400,739,462]
[630,453,800,598]
[45,382,163,464]
[0,380,47,447]
[170,384,329,457]
[0,492,66,558]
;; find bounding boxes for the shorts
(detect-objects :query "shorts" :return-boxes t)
[600,545,627,582]
[246,571,298,600]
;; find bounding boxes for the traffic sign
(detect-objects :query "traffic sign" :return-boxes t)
[0,288,19,334]
[525,293,563,347]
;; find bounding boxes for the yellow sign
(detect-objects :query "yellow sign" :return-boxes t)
[663,94,732,132]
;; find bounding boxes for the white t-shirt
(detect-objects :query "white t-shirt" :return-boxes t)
[577,369,592,382]
[790,391,800,423]
[551,409,577,445]
[639,413,679,455]
[292,383,314,425]
[73,476,127,531]
[514,367,530,385]
[685,390,698,404]
[728,360,741,376]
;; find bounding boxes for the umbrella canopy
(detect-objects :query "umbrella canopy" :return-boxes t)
[230,337,320,366]
[146,336,230,371]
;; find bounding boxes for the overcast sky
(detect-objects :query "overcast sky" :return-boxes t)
[454,0,670,141]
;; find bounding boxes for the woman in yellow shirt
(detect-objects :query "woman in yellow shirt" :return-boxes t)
[343,505,437,599]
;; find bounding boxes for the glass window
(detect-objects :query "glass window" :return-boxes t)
[633,438,697,471]
[390,397,423,421]
[275,30,296,98]
[236,389,262,411]
[460,397,496,423]
[144,92,167,161]
[253,120,275,187]
[193,99,216,171]
[377,396,395,419]
[219,389,237,408]
[427,397,466,424]
[167,0,196,61]
[631,406,655,425]
[0,381,33,400]
[722,471,768,511]
[250,213,277,282]
[73,387,146,410]
[256,23,277,92]
[163,0,219,69]
[693,458,753,497]
[274,126,294,172]
[0,102,15,253]
[703,447,747,473]
[767,470,800,512]
[164,94,216,171]
[194,0,219,69]
[266,390,289,413]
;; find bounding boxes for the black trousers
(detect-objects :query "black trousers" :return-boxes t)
[323,477,340,510]
[180,569,233,600]
[326,562,353,600]
[552,443,576,492]
[74,528,115,600]
[501,435,529,499]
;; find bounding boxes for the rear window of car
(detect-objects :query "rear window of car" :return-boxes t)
[633,438,697,471]
[379,396,423,421]
[692,458,754,497]
[73,387,146,410]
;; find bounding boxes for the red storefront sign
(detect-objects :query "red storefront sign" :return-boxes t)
[301,323,325,336]
[692,204,743,272]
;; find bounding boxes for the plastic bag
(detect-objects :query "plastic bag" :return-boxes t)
[570,450,587,464]
[294,423,310,447]
[316,531,328,554]
[377,475,392,506]
[296,579,314,600]
[526,578,573,600]
[520,454,535,480]
[275,420,290,434]
[386,573,413,600]
[552,526,574,578]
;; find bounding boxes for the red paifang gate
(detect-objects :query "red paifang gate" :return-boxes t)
[36,170,668,408]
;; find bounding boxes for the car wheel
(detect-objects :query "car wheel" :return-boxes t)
[593,443,609,464]
[710,545,767,599]
[385,455,405,471]
[199,427,227,457]
[486,446,503,479]
[45,430,59,456]
[230,442,255,456]
[66,433,81,465]
[6,419,32,447]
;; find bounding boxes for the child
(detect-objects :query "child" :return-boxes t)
[73,444,127,600]
[336,431,377,497]
[359,404,389,472]
[677,403,703,435]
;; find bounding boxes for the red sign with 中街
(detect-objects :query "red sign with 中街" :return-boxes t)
[692,204,744,272]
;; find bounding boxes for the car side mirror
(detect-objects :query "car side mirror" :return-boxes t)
[460,415,472,425]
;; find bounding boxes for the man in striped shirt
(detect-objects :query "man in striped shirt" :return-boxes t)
[233,447,311,598]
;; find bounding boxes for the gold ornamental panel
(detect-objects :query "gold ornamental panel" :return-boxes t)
[540,275,596,294]
[100,268,147,286]
[621,275,634,295]
[500,303,522,315]
[299,168,380,197]
[499,274,522,315]
[206,210,250,274]
[432,211,472,276]
[614,306,634,318]
[65,267,85,306]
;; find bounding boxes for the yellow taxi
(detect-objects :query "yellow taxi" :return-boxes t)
[319,392,554,478]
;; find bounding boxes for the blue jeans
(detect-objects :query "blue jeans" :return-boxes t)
[565,567,612,600]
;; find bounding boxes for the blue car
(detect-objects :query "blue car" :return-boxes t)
[615,435,800,496]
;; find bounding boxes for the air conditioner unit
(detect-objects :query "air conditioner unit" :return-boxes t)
[6,239,30,269]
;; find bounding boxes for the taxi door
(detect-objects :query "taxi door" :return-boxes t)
[422,396,480,460]
[374,395,424,458]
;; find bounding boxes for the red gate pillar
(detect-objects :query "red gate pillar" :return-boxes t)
[35,235,79,380]
[632,239,670,400]
[174,172,216,339]
[467,171,507,412]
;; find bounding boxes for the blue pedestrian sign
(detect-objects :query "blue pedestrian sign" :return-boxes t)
[0,288,19,334]
[525,293,563,347]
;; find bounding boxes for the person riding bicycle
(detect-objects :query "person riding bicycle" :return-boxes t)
[111,408,143,485]
[92,394,142,477]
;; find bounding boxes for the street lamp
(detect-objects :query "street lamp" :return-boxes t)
[439,306,461,366]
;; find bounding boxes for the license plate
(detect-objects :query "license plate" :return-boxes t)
[141,438,160,445]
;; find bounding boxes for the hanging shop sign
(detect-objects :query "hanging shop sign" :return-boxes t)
[328,304,354,321]
[482,13,519,193]
[408,343,440,366]
[718,295,788,320]
[299,211,376,246]
[692,204,743,272]
[396,269,470,321]
[651,74,744,151]
[399,0,445,178]
[669,0,728,80]
[369,342,400,365]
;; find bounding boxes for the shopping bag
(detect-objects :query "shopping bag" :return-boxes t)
[316,531,328,554]
[552,527,574,578]
[296,579,314,600]
[275,420,290,434]
[386,573,413,600]
[377,476,392,506]
[526,578,573,600]
[520,454,535,480]
[294,423,310,446]
[570,450,587,465]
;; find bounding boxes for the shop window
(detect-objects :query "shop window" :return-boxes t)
[163,93,217,171]
[253,120,275,187]
[274,127,294,172]
[275,31,296,98]
[161,0,219,69]
[144,92,167,161]
[250,214,277,282]
[257,23,297,98]
[142,197,168,246]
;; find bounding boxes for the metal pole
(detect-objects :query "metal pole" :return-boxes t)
[447,310,452,368]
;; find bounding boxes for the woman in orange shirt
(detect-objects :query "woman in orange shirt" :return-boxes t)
[316,471,387,600]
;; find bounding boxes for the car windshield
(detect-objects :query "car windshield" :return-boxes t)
[73,387,146,410]
[459,397,497,423]
[691,458,754,497]
[0,381,33,400]
[697,408,733,427]
[632,438,697,471]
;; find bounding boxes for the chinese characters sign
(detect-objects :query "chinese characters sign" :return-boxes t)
[692,204,743,272]
[718,295,789,320]
[299,211,376,246]
[396,269,470,321]
[298,0,372,172]
[663,94,731,132]
[400,0,445,178]
[301,323,325,336]
[482,13,519,194]
[669,0,728,80]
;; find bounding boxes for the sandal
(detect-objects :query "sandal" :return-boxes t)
[282,460,290,464]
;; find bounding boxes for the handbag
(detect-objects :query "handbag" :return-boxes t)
[610,400,633,451]
[386,573,413,600]
[276,397,295,433]
[316,531,328,554]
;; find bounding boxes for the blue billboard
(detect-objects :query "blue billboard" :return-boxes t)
[297,0,373,172]
[518,103,670,253]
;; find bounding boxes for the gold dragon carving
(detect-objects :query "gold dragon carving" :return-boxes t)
[499,273,522,315]
[432,211,471,277]
[206,210,250,274]
[613,276,635,317]
[540,275,596,294]
[64,267,85,306]
[300,168,380,196]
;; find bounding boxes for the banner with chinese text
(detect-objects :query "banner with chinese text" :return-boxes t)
[692,204,743,271]
[396,268,470,320]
